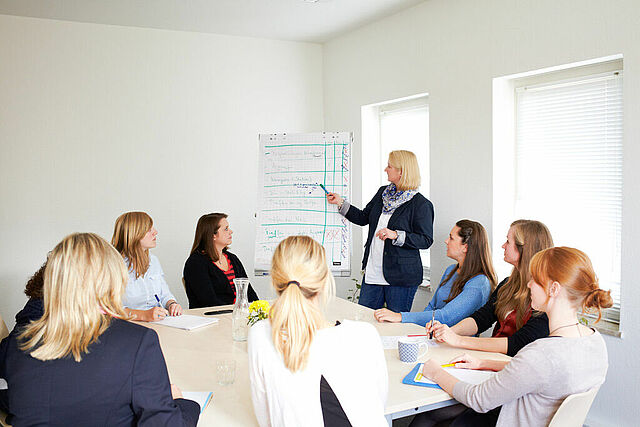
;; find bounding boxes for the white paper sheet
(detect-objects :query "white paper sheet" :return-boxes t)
[154,314,218,331]
[380,335,441,350]
[254,132,352,274]
[414,364,495,385]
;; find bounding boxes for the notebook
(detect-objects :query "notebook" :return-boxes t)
[154,314,218,331]
[402,363,495,389]
[182,391,213,414]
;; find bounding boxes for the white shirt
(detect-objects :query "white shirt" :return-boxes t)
[365,212,392,285]
[122,254,176,310]
[248,318,388,427]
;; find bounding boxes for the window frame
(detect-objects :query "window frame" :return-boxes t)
[493,57,623,335]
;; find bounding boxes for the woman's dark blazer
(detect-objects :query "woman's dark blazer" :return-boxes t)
[183,250,258,308]
[345,186,434,287]
[0,298,44,419]
[1,318,199,427]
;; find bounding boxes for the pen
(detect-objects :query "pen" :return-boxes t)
[441,363,456,368]
[430,311,435,339]
[407,334,428,337]
[154,294,162,307]
[318,183,330,194]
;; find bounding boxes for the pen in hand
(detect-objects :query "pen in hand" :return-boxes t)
[154,294,162,307]
[429,311,435,339]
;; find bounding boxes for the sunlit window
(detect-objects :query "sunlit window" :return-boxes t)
[514,71,623,323]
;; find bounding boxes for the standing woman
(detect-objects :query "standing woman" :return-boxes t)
[429,220,553,356]
[374,220,496,327]
[112,211,183,322]
[327,150,434,312]
[1,233,199,426]
[183,213,258,308]
[248,236,388,427]
[418,247,612,427]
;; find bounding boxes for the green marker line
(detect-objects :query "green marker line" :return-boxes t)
[261,223,346,227]
[264,143,349,148]
[263,196,328,199]
[265,170,344,174]
[322,144,327,244]
[263,184,347,188]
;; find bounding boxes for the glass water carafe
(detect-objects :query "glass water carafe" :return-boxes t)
[232,278,250,341]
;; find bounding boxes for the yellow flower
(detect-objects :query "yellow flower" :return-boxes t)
[249,300,270,314]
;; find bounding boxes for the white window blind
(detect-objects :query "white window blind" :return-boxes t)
[515,72,623,323]
[379,103,430,277]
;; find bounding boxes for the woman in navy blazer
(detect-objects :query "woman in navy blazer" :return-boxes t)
[327,150,434,312]
[1,233,199,427]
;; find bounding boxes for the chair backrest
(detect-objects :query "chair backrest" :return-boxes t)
[0,312,9,341]
[548,386,600,427]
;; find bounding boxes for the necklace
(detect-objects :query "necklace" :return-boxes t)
[549,322,579,336]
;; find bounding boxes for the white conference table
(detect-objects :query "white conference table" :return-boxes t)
[143,298,510,426]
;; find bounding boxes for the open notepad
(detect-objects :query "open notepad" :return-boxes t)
[403,363,495,389]
[182,391,213,414]
[154,314,218,331]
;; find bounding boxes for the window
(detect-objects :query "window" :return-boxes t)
[362,95,430,281]
[494,58,622,326]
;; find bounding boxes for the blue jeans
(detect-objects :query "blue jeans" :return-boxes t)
[358,281,419,312]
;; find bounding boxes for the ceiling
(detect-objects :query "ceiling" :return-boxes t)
[0,0,426,43]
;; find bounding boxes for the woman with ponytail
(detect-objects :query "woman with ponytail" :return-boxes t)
[248,236,388,427]
[416,247,612,427]
[428,220,553,357]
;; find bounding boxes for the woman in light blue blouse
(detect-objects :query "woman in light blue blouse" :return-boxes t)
[374,219,496,327]
[111,211,183,322]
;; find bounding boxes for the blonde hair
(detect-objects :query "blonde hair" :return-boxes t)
[111,211,153,278]
[530,247,613,322]
[19,233,130,362]
[495,220,554,329]
[388,150,421,191]
[269,236,335,372]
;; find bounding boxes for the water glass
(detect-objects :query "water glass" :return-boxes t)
[216,359,236,385]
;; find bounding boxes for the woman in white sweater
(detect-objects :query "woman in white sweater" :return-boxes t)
[416,246,612,427]
[248,236,388,427]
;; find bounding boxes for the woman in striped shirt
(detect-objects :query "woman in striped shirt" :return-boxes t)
[183,213,258,308]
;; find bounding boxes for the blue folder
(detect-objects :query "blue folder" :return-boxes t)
[402,363,442,390]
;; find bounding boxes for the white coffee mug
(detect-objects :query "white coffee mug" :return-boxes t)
[398,337,428,363]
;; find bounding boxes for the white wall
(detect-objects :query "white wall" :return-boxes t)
[323,0,640,425]
[0,15,323,328]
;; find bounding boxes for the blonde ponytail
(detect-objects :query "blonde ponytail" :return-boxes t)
[269,236,335,372]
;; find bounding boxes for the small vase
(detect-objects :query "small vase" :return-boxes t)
[232,278,250,341]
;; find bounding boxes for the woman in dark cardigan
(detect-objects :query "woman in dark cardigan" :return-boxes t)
[183,213,258,308]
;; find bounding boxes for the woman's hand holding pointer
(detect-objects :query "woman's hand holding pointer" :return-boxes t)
[326,192,343,205]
